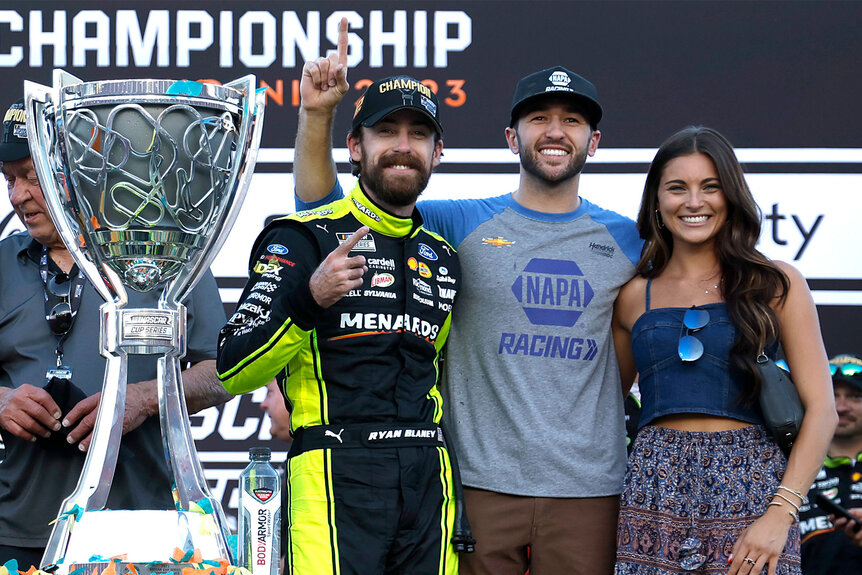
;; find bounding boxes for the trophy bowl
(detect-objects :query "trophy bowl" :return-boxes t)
[25,71,265,573]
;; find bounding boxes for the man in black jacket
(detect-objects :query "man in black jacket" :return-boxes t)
[800,354,862,574]
[217,50,463,572]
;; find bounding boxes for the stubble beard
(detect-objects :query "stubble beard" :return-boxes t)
[519,135,589,185]
[360,152,432,208]
[834,420,862,440]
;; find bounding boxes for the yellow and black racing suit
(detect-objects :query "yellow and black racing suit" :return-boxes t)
[218,183,461,575]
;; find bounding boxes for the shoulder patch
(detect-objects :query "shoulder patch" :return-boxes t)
[418,228,457,255]
[288,197,352,222]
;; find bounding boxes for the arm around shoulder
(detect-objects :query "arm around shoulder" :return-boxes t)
[613,276,647,395]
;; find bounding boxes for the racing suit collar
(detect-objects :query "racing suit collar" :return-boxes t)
[349,182,423,237]
[824,450,862,468]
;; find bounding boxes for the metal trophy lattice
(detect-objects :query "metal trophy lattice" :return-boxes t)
[25,70,265,573]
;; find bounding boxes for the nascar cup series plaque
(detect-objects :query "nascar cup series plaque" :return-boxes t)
[25,70,265,573]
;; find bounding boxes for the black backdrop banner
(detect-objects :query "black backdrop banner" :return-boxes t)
[1,1,860,147]
[1,1,861,528]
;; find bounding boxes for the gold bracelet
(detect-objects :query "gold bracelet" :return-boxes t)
[773,492,801,512]
[777,485,808,504]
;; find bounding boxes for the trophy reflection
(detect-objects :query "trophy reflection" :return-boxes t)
[25,71,264,573]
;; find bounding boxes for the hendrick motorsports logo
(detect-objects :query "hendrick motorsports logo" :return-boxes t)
[510,258,594,326]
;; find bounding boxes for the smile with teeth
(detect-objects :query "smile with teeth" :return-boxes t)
[539,148,569,156]
[680,215,709,223]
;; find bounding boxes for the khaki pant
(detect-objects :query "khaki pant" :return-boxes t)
[459,487,619,575]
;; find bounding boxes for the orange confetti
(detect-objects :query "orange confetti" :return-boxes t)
[18,566,39,575]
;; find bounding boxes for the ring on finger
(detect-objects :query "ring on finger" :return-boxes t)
[743,557,756,566]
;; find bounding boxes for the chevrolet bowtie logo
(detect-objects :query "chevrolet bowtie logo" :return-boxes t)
[482,237,515,247]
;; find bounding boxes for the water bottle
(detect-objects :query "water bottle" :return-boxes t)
[238,447,281,575]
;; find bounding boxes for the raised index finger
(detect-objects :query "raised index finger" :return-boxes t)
[334,226,370,255]
[337,17,348,67]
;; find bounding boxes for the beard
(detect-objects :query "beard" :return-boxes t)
[359,151,432,208]
[518,135,589,184]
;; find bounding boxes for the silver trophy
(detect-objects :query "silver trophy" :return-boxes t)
[25,70,264,573]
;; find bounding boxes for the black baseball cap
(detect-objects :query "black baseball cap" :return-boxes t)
[509,66,603,127]
[351,76,442,135]
[830,354,862,392]
[0,97,29,162]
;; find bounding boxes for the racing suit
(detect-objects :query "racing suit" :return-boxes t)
[218,182,461,575]
[799,452,862,574]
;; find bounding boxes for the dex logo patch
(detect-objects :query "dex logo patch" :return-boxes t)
[510,258,594,326]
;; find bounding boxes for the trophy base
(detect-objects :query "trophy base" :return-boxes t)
[69,562,210,575]
[53,510,228,571]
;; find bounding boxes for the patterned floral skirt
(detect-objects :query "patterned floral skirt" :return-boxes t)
[615,424,801,574]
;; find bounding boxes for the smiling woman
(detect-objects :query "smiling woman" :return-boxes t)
[656,153,727,250]
[612,126,837,575]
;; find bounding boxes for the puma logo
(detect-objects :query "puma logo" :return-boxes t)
[316,224,329,233]
[324,428,344,443]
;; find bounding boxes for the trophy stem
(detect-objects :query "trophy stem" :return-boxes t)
[158,314,232,561]
[42,302,129,569]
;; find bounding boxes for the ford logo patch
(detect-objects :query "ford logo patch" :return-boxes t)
[267,244,289,255]
[418,243,438,261]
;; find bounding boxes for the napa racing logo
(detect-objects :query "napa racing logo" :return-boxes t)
[510,258,594,326]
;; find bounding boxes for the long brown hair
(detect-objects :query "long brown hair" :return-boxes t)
[636,126,789,401]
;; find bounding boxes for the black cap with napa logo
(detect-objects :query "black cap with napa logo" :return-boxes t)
[351,76,442,136]
[0,97,30,163]
[509,66,603,127]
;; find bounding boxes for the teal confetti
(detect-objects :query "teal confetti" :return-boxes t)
[167,81,203,97]
[195,498,214,514]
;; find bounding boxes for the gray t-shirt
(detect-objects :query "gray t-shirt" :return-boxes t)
[421,194,641,497]
[0,232,225,547]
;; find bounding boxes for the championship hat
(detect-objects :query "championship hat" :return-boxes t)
[0,97,30,162]
[509,66,603,127]
[351,76,442,135]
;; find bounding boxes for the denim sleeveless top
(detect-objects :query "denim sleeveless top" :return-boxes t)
[632,279,767,429]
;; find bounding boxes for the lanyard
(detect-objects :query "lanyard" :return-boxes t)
[40,245,86,369]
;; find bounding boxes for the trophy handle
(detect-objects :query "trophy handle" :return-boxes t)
[25,79,129,307]
[164,77,266,307]
[42,303,129,568]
